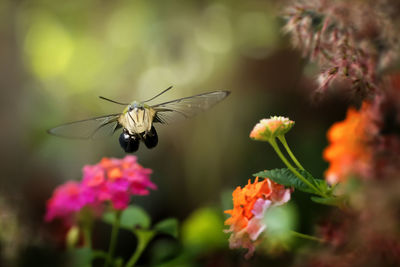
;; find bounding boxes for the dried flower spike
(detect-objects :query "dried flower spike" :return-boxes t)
[283,0,399,96]
[250,116,295,141]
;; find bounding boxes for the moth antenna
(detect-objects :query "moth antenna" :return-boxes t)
[99,96,129,105]
[142,86,173,103]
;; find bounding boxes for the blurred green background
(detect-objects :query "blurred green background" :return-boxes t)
[0,0,350,266]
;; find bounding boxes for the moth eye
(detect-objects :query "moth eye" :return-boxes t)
[143,126,158,149]
[119,132,139,153]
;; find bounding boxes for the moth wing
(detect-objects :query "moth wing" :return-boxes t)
[151,90,229,124]
[47,114,121,139]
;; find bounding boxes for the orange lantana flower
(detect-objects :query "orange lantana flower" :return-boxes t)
[224,177,290,258]
[323,102,378,184]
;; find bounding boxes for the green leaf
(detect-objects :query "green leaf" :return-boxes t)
[120,206,151,229]
[253,168,329,194]
[148,239,181,265]
[310,196,343,207]
[91,250,108,260]
[154,218,179,238]
[67,248,93,267]
[103,206,151,230]
[134,229,156,243]
[263,204,298,244]
[102,211,115,225]
[127,229,156,266]
[313,178,331,194]
[253,168,312,193]
[113,257,124,267]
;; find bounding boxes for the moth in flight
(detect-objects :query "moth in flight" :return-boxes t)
[48,87,230,152]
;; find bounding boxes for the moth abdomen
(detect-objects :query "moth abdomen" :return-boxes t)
[143,126,158,149]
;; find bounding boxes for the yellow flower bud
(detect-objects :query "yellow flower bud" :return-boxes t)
[66,225,80,249]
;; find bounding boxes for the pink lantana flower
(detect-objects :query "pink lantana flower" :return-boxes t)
[45,181,86,223]
[81,156,156,210]
[45,155,156,223]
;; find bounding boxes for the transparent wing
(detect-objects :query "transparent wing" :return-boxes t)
[47,114,121,139]
[152,90,230,124]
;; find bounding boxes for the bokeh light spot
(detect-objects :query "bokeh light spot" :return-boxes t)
[195,4,233,54]
[64,37,105,91]
[182,207,226,252]
[237,11,279,58]
[24,11,74,79]
[106,2,151,48]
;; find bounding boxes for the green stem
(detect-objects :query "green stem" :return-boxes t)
[82,224,92,249]
[125,230,155,267]
[105,211,121,267]
[278,135,305,170]
[92,250,108,260]
[290,230,324,243]
[269,138,326,197]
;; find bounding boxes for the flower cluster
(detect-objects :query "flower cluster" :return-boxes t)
[45,156,156,223]
[323,102,378,184]
[45,181,88,223]
[250,116,294,141]
[224,177,291,259]
[283,0,399,95]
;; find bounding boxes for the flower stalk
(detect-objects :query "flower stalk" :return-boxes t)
[278,135,305,170]
[269,138,327,198]
[289,230,324,243]
[82,223,92,249]
[125,230,155,267]
[105,210,121,267]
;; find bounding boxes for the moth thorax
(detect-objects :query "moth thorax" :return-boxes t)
[121,108,155,134]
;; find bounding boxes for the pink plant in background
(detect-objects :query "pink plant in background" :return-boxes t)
[45,155,156,223]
